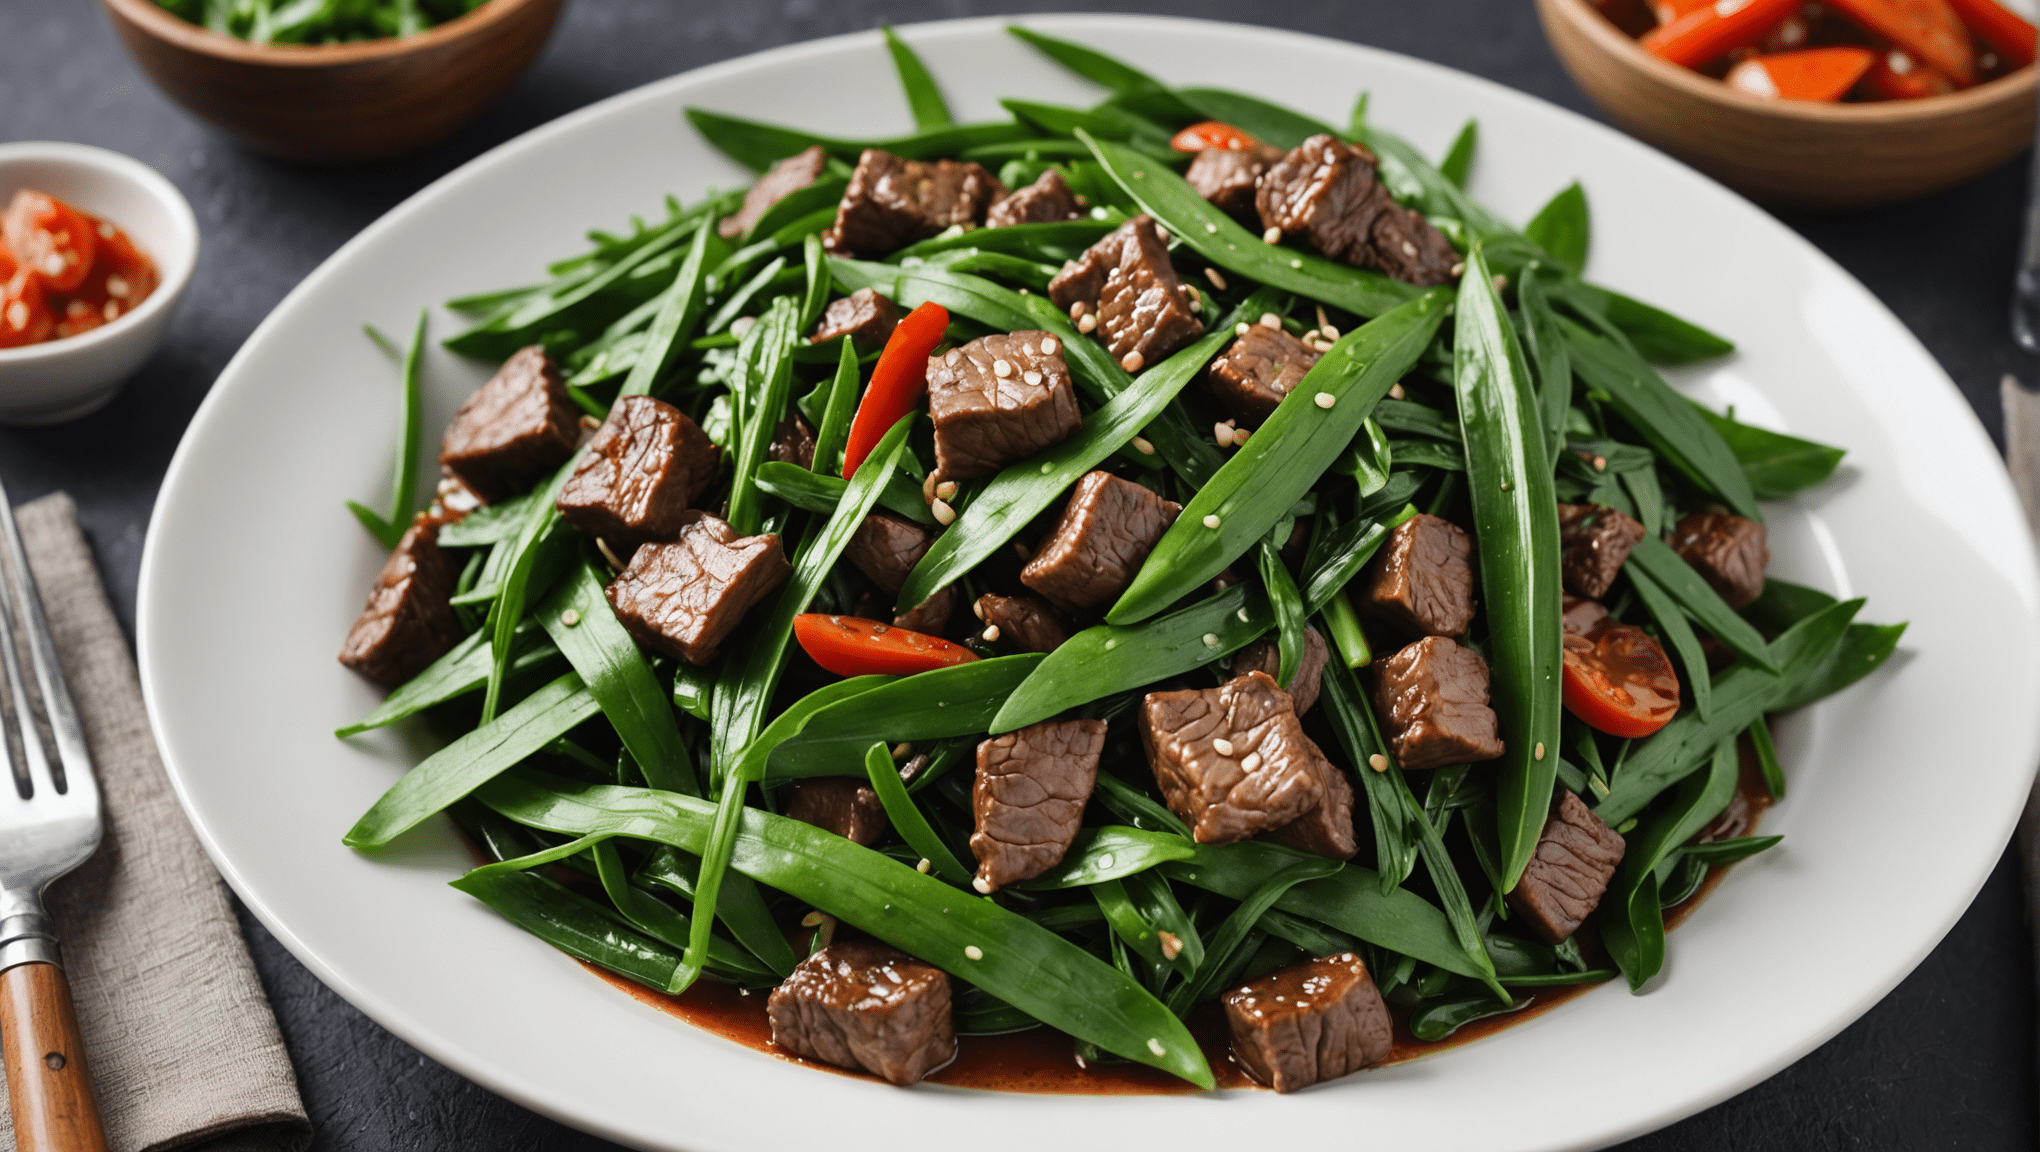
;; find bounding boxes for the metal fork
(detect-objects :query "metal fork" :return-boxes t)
[0,480,107,1152]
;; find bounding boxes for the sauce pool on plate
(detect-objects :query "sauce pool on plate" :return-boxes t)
[0,189,159,349]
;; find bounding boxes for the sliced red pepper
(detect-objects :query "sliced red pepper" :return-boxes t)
[1561,621,1682,739]
[1168,121,1264,154]
[842,300,947,479]
[793,614,978,676]
[1827,0,1978,85]
[0,270,55,350]
[1725,46,1877,99]
[2,190,98,294]
[1641,0,1801,67]
[1948,0,2037,67]
[1862,45,1960,96]
[51,224,160,340]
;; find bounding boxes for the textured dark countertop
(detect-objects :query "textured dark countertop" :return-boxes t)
[4,0,2036,1147]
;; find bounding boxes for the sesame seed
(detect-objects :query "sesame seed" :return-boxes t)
[1262,225,1282,244]
[973,599,986,620]
[1450,261,1467,278]
[1040,336,1058,355]
[1314,392,1336,409]
[1132,436,1156,455]
[1202,514,1222,529]
[1202,633,1220,647]
[935,479,959,500]
[1104,638,1118,650]
[1259,312,1281,330]
[1159,931,1184,960]
[560,609,582,627]
[1021,368,1042,387]
[993,358,1013,378]
[1234,322,1250,336]
[1290,259,1302,269]
[946,348,962,366]
[1501,481,1511,491]
[106,274,130,299]
[1070,300,1087,319]
[1593,455,1608,471]
[1205,222,1218,234]
[917,858,933,873]
[932,498,957,525]
[1212,737,1235,756]
[1188,299,1201,313]
[1321,325,1340,342]
[1092,206,1110,220]
[1233,428,1251,445]
[965,945,985,960]
[1205,267,1228,290]
[42,254,64,276]
[103,301,120,322]
[1535,742,1547,760]
[1242,753,1261,771]
[1368,753,1389,772]
[1120,350,1145,372]
[982,624,1002,643]
[1147,1038,1167,1056]
[892,742,914,760]
[97,221,114,239]
[5,302,26,331]
[1389,383,1406,400]
[1236,608,1251,622]
[1214,422,1234,447]
[1078,313,1098,333]
[1402,241,1419,258]
[729,315,757,338]
[972,877,993,894]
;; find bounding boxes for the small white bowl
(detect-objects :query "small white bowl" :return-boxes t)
[0,142,198,425]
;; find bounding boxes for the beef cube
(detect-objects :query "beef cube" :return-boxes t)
[892,585,958,635]
[822,149,1004,258]
[1231,625,1329,715]
[1046,214,1204,369]
[1224,952,1392,1093]
[985,169,1083,229]
[769,413,817,470]
[1562,592,1611,638]
[1020,471,1182,616]
[785,777,890,847]
[1371,636,1504,771]
[1256,135,1459,287]
[338,521,464,687]
[1506,790,1627,944]
[926,331,1082,479]
[1139,671,1324,844]
[1366,192,1462,287]
[606,510,791,665]
[718,145,828,241]
[974,593,1068,653]
[846,513,933,596]
[1360,513,1476,638]
[1208,324,1321,424]
[810,287,902,350]
[1558,502,1645,600]
[970,718,1106,891]
[1668,512,1769,609]
[1185,146,1280,219]
[433,467,486,519]
[555,396,718,548]
[767,941,955,1086]
[438,346,580,503]
[1263,737,1357,860]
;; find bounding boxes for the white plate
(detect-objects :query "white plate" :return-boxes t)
[136,15,2040,1152]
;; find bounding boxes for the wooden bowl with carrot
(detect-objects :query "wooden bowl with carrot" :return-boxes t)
[1538,0,2038,209]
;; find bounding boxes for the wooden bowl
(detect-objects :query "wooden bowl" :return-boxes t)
[1538,0,2038,209]
[100,0,563,165]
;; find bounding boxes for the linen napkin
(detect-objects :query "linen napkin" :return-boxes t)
[0,493,310,1152]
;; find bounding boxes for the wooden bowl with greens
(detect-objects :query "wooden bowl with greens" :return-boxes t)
[100,0,563,164]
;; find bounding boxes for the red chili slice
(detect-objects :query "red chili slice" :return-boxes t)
[1561,621,1682,739]
[1169,121,1264,154]
[3,190,99,294]
[793,614,978,677]
[842,300,948,479]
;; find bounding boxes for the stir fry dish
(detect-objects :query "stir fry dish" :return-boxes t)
[334,26,1905,1093]
[0,190,159,350]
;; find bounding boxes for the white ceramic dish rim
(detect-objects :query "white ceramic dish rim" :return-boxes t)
[0,140,199,367]
[134,14,2040,1152]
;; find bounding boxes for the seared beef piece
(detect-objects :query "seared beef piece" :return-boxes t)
[606,510,791,665]
[975,593,1069,653]
[1669,513,1769,609]
[718,145,828,241]
[1208,324,1321,424]
[1020,471,1182,616]
[810,287,902,350]
[970,718,1106,891]
[1224,952,1393,1092]
[846,513,933,595]
[1506,790,1627,944]
[926,331,1082,479]
[433,467,486,519]
[1263,737,1357,860]
[1360,513,1477,638]
[767,941,955,1085]
[555,396,718,548]
[985,169,1083,229]
[785,777,890,847]
[1557,503,1645,600]
[893,585,958,635]
[338,521,464,687]
[769,413,817,470]
[1371,636,1504,770]
[1231,625,1329,715]
[438,346,580,503]
[1140,671,1325,844]
[822,149,1005,258]
[1047,214,1204,367]
[1185,146,1281,219]
[1562,592,1611,637]
[1256,134,1459,287]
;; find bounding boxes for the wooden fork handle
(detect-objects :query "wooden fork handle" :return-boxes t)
[0,963,106,1152]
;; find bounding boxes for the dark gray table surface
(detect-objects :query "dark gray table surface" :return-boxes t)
[4,0,2036,1147]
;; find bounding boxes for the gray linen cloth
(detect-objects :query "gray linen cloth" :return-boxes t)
[0,494,309,1152]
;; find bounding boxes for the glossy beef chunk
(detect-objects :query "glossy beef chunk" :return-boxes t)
[606,511,791,665]
[718,146,828,241]
[1263,737,1357,861]
[1506,790,1627,944]
[785,777,890,847]
[1047,214,1204,368]
[767,941,955,1086]
[769,413,817,470]
[1562,593,1610,638]
[338,522,463,687]
[846,513,933,596]
[892,585,958,635]
[555,396,718,548]
[1360,513,1476,638]
[1020,471,1181,616]
[1208,324,1320,424]
[438,346,580,503]
[1232,625,1329,715]
[1224,952,1392,1093]
[822,149,1004,258]
[810,287,902,350]
[1371,636,1504,770]
[1557,502,1645,600]
[1185,146,1280,219]
[1669,512,1769,609]
[971,718,1106,892]
[985,169,1083,229]
[926,331,1081,479]
[1255,134,1459,287]
[975,593,1069,653]
[1140,671,1324,844]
